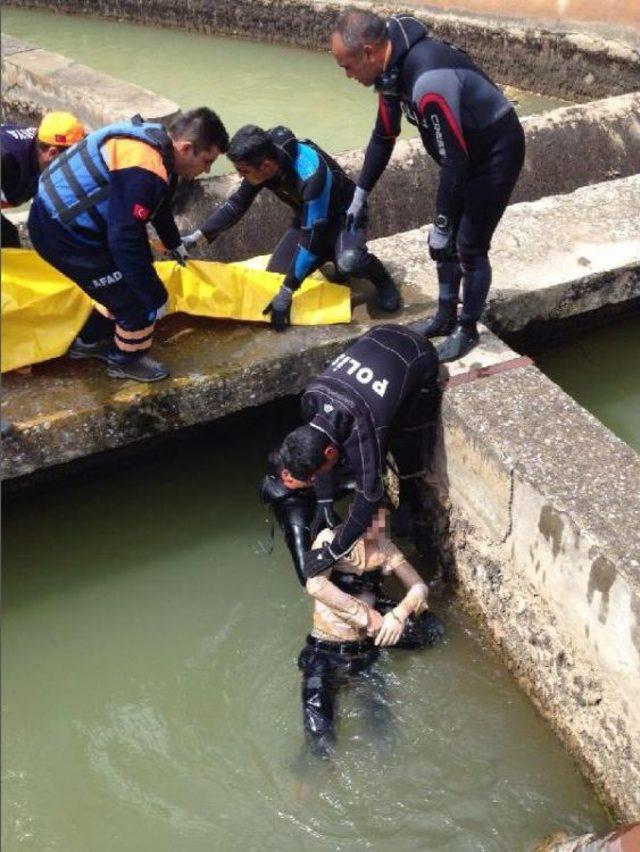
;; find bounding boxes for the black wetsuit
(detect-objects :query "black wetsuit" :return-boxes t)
[300,324,440,576]
[359,16,525,325]
[198,126,390,291]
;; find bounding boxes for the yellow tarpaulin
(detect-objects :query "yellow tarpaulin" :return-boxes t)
[0,249,351,373]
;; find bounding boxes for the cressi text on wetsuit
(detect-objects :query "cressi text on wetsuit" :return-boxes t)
[359,15,525,326]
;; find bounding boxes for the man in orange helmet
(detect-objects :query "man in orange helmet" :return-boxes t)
[1,111,85,247]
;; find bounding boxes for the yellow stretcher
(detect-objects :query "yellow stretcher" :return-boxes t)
[0,249,351,373]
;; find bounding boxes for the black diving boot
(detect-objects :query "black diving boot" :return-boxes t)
[436,323,479,363]
[68,336,113,362]
[410,300,457,338]
[373,270,401,313]
[107,354,170,383]
[363,255,401,312]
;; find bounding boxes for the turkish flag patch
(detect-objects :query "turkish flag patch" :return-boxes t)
[132,203,150,221]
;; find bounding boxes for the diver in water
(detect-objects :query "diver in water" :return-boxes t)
[298,505,444,757]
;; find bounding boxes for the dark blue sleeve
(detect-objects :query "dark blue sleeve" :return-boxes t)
[107,166,169,311]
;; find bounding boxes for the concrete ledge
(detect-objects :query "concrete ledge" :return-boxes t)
[436,342,640,819]
[6,0,639,99]
[382,175,640,343]
[2,176,639,479]
[174,93,640,262]
[1,34,179,128]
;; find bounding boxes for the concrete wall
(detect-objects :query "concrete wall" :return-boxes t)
[1,35,179,129]
[434,338,640,819]
[6,0,640,100]
[175,93,640,263]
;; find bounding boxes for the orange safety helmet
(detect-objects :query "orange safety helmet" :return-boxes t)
[37,111,85,147]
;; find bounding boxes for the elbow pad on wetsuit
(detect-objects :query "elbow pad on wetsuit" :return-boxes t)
[260,474,316,586]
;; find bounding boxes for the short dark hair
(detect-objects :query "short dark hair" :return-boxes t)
[169,107,229,154]
[279,425,332,481]
[333,8,387,54]
[227,125,277,168]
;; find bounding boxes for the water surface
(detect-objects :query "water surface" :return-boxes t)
[2,407,607,851]
[536,317,640,452]
[2,7,569,176]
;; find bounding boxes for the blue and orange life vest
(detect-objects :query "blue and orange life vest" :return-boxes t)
[38,117,173,239]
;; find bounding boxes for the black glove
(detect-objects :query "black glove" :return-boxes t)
[302,542,337,579]
[309,501,342,540]
[427,224,455,262]
[262,284,293,332]
[167,242,189,267]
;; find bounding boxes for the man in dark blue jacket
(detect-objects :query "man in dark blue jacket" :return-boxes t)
[182,124,400,331]
[28,108,228,382]
[331,10,525,361]
[1,111,85,247]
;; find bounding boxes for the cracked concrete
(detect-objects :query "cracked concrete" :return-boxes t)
[434,338,640,820]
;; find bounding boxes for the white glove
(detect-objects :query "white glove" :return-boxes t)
[374,608,406,647]
[155,300,169,320]
[181,229,203,248]
[345,187,368,230]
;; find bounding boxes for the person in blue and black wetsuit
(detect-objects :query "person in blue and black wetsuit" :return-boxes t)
[1,111,85,247]
[331,10,526,362]
[28,108,229,383]
[182,124,400,331]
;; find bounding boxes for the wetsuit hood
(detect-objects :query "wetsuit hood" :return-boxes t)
[384,15,429,75]
[268,125,298,172]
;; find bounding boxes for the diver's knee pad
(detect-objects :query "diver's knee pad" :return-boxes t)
[335,227,368,276]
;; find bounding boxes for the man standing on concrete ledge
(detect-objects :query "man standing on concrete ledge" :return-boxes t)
[1,112,85,248]
[272,324,440,578]
[28,108,228,383]
[331,10,525,362]
[182,124,400,331]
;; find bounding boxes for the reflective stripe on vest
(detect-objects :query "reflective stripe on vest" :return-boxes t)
[38,120,171,234]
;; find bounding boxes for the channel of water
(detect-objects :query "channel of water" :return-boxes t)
[0,9,626,848]
[2,405,608,851]
[536,316,640,453]
[2,7,569,177]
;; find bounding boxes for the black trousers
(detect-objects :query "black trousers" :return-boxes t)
[298,611,444,754]
[267,220,389,287]
[28,200,162,361]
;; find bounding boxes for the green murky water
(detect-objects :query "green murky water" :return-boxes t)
[536,317,640,453]
[2,407,608,851]
[2,8,569,176]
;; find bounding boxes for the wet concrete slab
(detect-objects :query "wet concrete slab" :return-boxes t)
[2,175,639,479]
